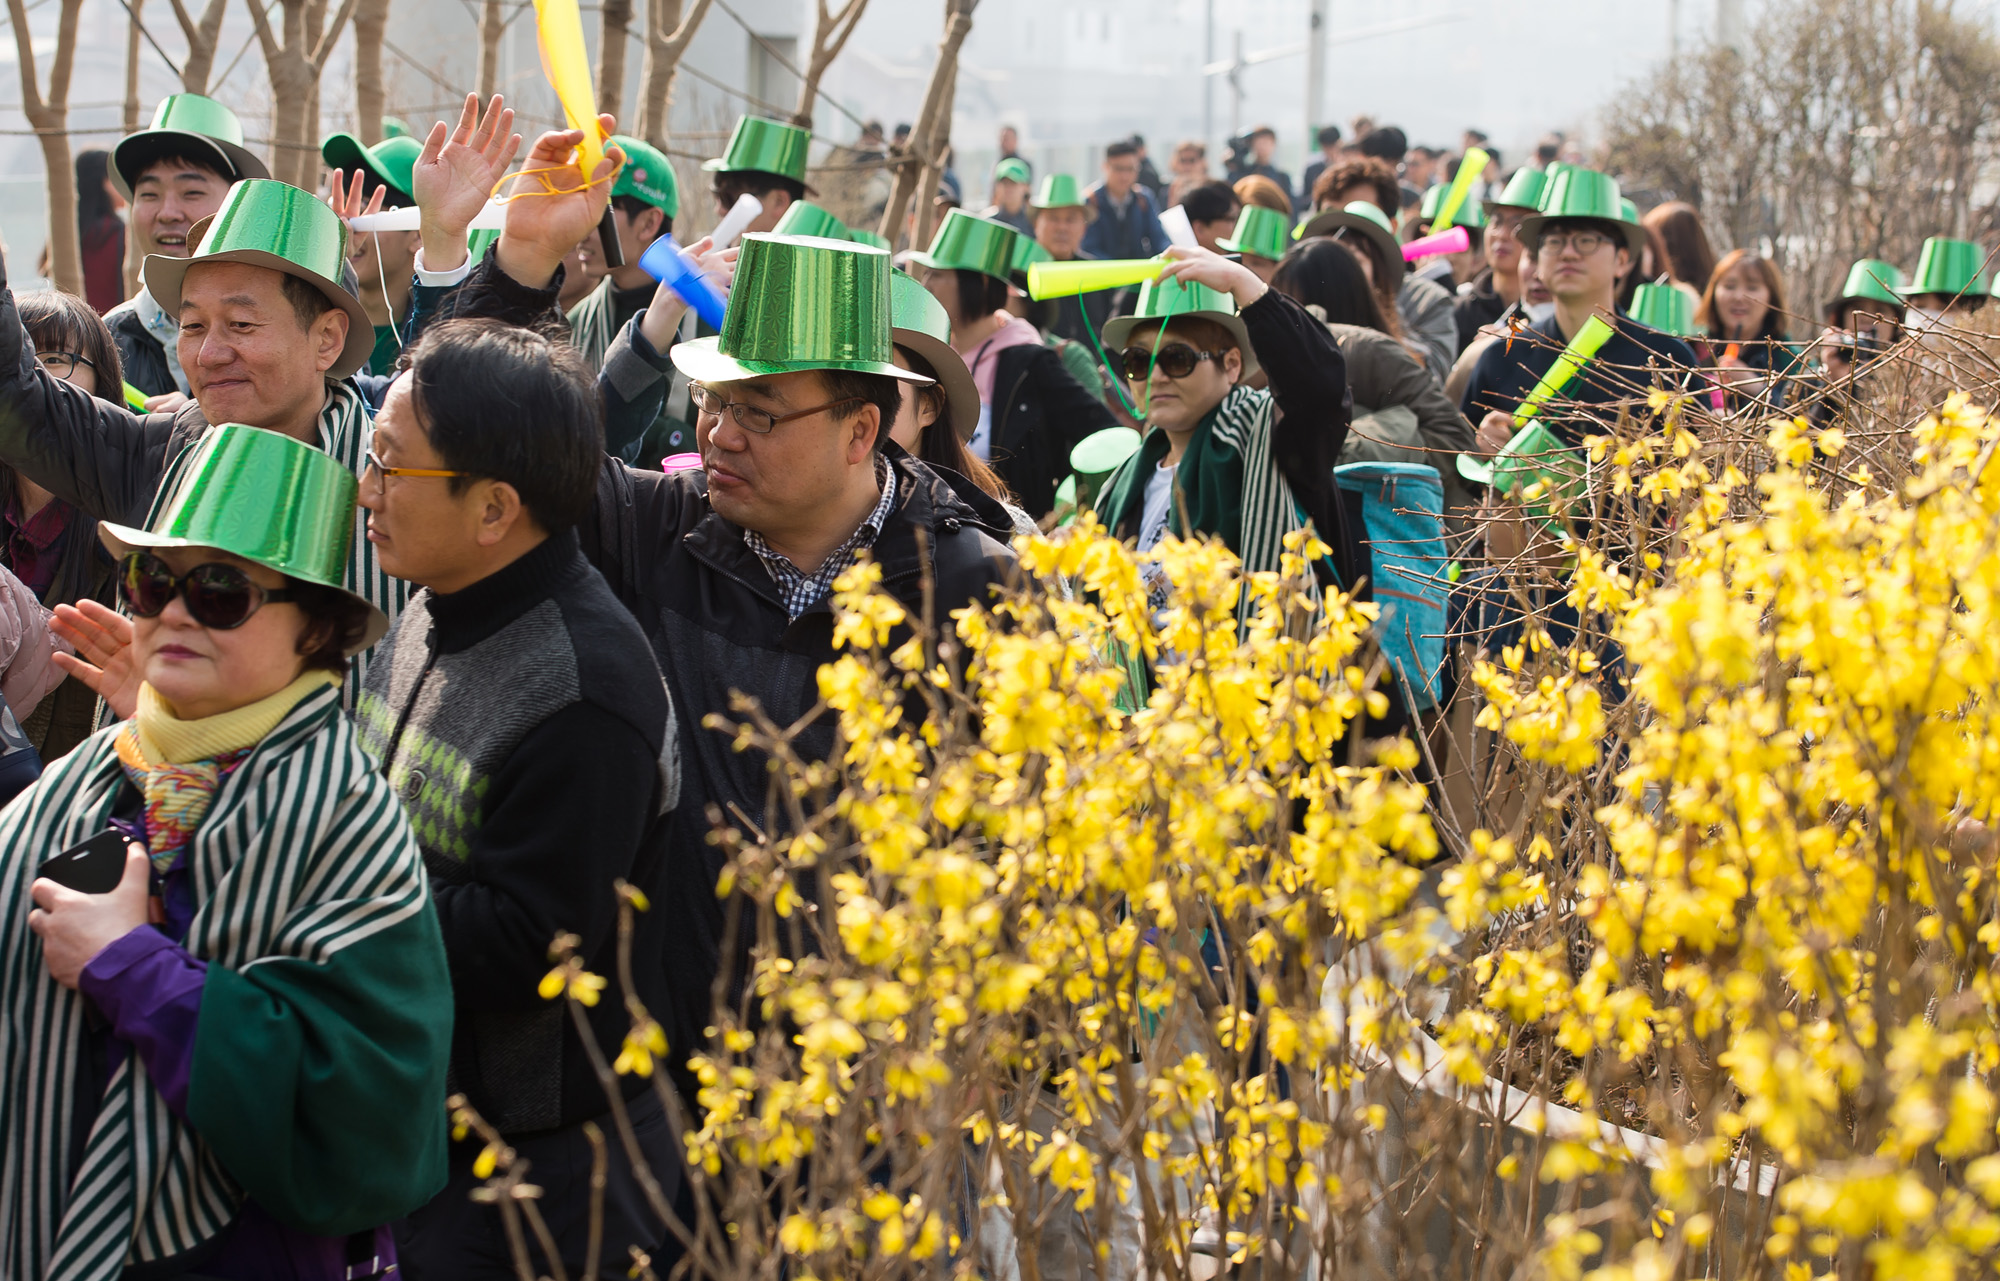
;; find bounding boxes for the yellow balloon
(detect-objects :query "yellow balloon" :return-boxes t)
[533,0,605,175]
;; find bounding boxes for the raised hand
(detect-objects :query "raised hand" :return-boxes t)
[495,114,624,290]
[1158,243,1267,308]
[50,599,139,722]
[326,168,388,224]
[639,237,739,350]
[414,93,521,273]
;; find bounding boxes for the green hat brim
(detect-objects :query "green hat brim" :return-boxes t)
[96,520,390,655]
[891,327,980,442]
[669,335,936,387]
[699,159,818,198]
[1294,209,1401,277]
[320,132,415,207]
[145,242,376,381]
[112,129,269,201]
[1214,237,1280,263]
[1100,310,1260,379]
[1456,452,1496,485]
[1514,213,1646,261]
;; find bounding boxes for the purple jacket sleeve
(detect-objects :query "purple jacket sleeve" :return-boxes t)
[77,925,207,1116]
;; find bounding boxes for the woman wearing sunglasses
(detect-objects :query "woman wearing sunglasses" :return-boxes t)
[0,424,451,1280]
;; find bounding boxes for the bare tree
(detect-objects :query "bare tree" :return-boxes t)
[792,0,868,128]
[875,0,974,248]
[124,0,145,294]
[476,0,505,101]
[7,0,84,294]
[635,0,717,150]
[353,0,390,145]
[249,0,362,187]
[912,57,954,248]
[165,0,229,95]
[598,0,633,124]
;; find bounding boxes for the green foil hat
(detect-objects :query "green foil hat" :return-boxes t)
[1515,168,1646,258]
[143,179,376,380]
[1897,237,1987,299]
[98,423,388,653]
[908,209,1020,282]
[1101,273,1259,377]
[1485,167,1547,213]
[1009,234,1050,288]
[113,93,270,199]
[773,200,847,241]
[609,133,679,216]
[320,132,422,207]
[703,115,813,188]
[1420,184,1486,229]
[670,233,933,385]
[1827,258,1905,316]
[1630,282,1696,336]
[888,270,979,442]
[1031,174,1087,211]
[1294,201,1401,279]
[1216,205,1291,262]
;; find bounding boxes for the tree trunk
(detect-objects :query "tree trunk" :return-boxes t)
[636,0,715,151]
[353,0,389,145]
[875,0,974,247]
[597,0,632,124]
[911,56,954,248]
[477,0,505,100]
[6,0,84,294]
[123,0,144,296]
[168,0,229,94]
[794,0,869,128]
[248,0,360,187]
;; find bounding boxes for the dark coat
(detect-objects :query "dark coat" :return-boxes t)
[986,341,1120,519]
[107,305,174,400]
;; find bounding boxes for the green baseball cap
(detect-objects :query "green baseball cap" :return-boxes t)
[98,423,388,653]
[608,133,679,217]
[1898,238,1988,299]
[320,132,423,207]
[1216,205,1290,262]
[669,233,933,385]
[888,270,978,442]
[144,179,375,379]
[908,209,1019,283]
[773,200,847,241]
[1030,174,1088,211]
[1101,273,1259,378]
[1629,282,1696,337]
[1420,184,1486,229]
[1515,169,1646,258]
[1484,167,1547,214]
[993,157,1031,186]
[703,115,813,190]
[113,93,270,200]
[380,117,412,140]
[1826,258,1905,317]
[1295,201,1401,279]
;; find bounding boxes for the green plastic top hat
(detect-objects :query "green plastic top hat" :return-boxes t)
[113,93,270,199]
[1101,273,1259,377]
[908,209,1019,282]
[1216,205,1290,262]
[1031,174,1087,211]
[773,200,847,241]
[1515,169,1646,258]
[1828,258,1905,315]
[670,234,933,385]
[1630,282,1696,336]
[848,228,890,250]
[144,179,375,379]
[1420,184,1486,229]
[1897,238,1988,299]
[1295,201,1401,277]
[703,115,812,187]
[1010,234,1051,275]
[98,424,388,653]
[1484,167,1547,214]
[320,132,422,207]
[888,270,978,442]
[1455,418,1585,505]
[609,133,679,216]
[993,157,1031,186]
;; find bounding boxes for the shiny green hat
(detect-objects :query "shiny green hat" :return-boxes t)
[98,424,388,654]
[1484,166,1547,213]
[1009,234,1050,288]
[1420,184,1486,229]
[847,228,891,250]
[1826,258,1905,317]
[143,179,375,379]
[772,200,847,241]
[1629,282,1696,337]
[908,209,1019,282]
[888,270,978,441]
[1101,273,1259,378]
[608,134,679,216]
[1216,205,1290,261]
[993,157,1031,186]
[1515,168,1646,258]
[113,93,270,200]
[703,115,813,189]
[1030,173,1088,211]
[1897,237,1988,299]
[1295,201,1401,278]
[320,132,422,207]
[670,233,932,385]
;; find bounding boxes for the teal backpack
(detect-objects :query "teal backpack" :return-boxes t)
[1334,462,1449,711]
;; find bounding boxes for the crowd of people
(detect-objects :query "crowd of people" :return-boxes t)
[0,78,1985,1281]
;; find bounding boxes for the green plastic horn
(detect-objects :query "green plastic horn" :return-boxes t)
[1514,314,1617,426]
[1428,146,1489,233]
[1027,256,1165,300]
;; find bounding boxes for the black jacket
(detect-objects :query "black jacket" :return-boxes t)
[107,305,174,399]
[987,341,1119,519]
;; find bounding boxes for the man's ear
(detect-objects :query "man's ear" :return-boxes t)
[1614,246,1633,280]
[312,308,349,374]
[845,403,881,465]
[476,479,531,546]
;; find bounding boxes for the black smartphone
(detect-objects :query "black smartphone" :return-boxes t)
[36,830,131,894]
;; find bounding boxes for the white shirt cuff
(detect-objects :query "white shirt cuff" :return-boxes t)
[413,247,475,288]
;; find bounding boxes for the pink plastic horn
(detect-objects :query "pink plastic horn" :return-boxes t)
[1402,225,1470,261]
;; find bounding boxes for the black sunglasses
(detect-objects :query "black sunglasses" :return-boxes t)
[118,552,295,630]
[1118,343,1224,381]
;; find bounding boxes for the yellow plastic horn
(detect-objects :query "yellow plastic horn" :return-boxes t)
[1026,257,1167,300]
[533,0,606,175]
[1429,146,1490,234]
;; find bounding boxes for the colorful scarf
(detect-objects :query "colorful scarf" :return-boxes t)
[114,671,341,870]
